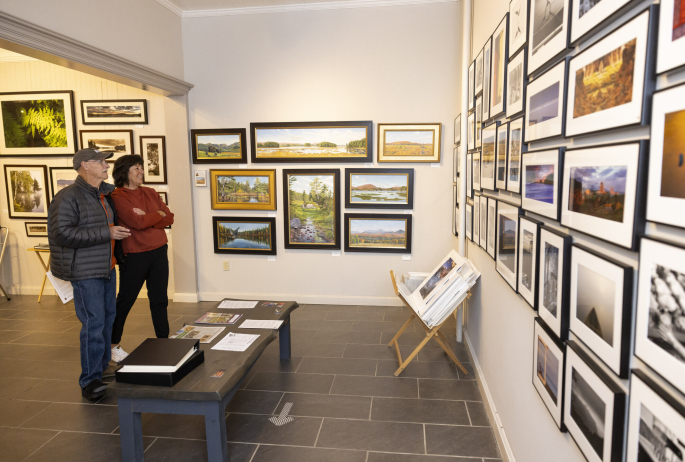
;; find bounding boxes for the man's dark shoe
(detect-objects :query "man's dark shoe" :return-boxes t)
[81,379,107,400]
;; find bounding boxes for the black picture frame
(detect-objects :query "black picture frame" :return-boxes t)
[454,114,461,145]
[506,48,528,119]
[79,129,134,163]
[518,216,543,310]
[486,196,499,259]
[521,147,565,221]
[537,225,572,341]
[465,202,473,241]
[212,216,276,255]
[80,99,148,125]
[344,213,412,254]
[508,0,530,58]
[48,166,78,199]
[190,128,248,164]
[344,168,414,210]
[506,115,527,195]
[532,317,567,431]
[527,0,571,76]
[524,57,569,143]
[24,222,48,237]
[495,199,520,289]
[4,164,50,219]
[489,14,510,120]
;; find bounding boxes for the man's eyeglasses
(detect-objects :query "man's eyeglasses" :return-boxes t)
[88,159,108,166]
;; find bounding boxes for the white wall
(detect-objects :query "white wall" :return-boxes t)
[182,2,462,304]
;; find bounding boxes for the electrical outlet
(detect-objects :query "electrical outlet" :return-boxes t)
[223,261,229,271]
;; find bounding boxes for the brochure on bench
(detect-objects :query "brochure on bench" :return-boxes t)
[218,300,259,309]
[195,313,242,325]
[239,319,283,329]
[212,332,260,351]
[170,325,225,343]
[118,338,199,373]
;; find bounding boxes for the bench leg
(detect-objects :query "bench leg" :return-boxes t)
[279,316,291,360]
[205,401,228,462]
[118,398,145,462]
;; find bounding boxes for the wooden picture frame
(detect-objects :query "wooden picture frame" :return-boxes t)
[212,216,276,255]
[80,99,148,125]
[344,168,414,210]
[475,96,483,149]
[475,49,484,95]
[140,136,167,185]
[473,151,481,192]
[377,123,441,163]
[210,169,277,211]
[344,213,412,253]
[25,222,48,237]
[465,202,473,241]
[158,192,168,204]
[190,128,247,164]
[49,166,78,199]
[79,129,134,163]
[4,164,50,219]
[467,113,476,151]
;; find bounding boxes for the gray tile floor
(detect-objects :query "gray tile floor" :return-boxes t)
[0,295,502,462]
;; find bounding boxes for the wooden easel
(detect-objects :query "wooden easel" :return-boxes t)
[388,270,469,377]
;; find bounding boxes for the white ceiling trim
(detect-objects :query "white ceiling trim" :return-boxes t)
[155,0,184,17]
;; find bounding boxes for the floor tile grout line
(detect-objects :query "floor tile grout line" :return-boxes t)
[365,451,369,462]
[20,429,61,462]
[224,411,491,427]
[111,426,120,434]
[239,387,484,402]
[144,437,158,454]
[368,397,373,420]
[423,423,427,454]
[313,418,325,447]
[247,444,259,462]
[465,402,472,426]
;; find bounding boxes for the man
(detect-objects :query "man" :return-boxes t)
[48,148,131,400]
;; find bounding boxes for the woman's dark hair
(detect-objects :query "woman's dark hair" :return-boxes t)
[112,155,144,188]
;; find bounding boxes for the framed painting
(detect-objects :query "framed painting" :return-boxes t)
[140,136,167,184]
[79,130,134,163]
[473,195,481,244]
[453,147,459,182]
[481,124,497,191]
[453,188,459,236]
[483,37,493,121]
[467,113,475,151]
[251,121,372,163]
[80,99,148,125]
[528,0,570,74]
[454,114,461,145]
[496,123,508,190]
[466,153,473,198]
[344,213,412,253]
[465,202,473,241]
[195,170,207,187]
[158,192,168,204]
[0,90,77,156]
[507,116,526,194]
[344,168,414,210]
[377,123,441,163]
[519,216,542,309]
[25,222,48,237]
[657,0,685,74]
[49,166,78,199]
[521,148,563,221]
[495,200,520,290]
[570,0,632,45]
[561,142,646,250]
[509,0,529,56]
[487,197,498,259]
[525,59,567,142]
[191,128,247,164]
[480,194,489,250]
[212,216,276,255]
[469,61,475,110]
[475,96,483,149]
[506,50,527,119]
[283,169,340,250]
[570,244,633,377]
[565,8,656,137]
[4,164,50,219]
[533,317,566,431]
[473,150,482,192]
[210,169,277,211]
[537,226,572,340]
[475,49,484,95]
[490,15,509,118]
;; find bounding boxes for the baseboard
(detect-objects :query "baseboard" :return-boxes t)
[464,331,516,462]
[7,285,57,296]
[173,293,199,303]
[199,291,401,306]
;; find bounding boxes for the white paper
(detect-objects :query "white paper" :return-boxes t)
[211,332,260,351]
[46,271,73,303]
[218,300,258,309]
[170,325,225,343]
[239,319,283,329]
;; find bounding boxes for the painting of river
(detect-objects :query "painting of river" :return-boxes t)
[4,165,49,218]
[285,171,339,248]
[254,126,369,160]
[217,175,270,204]
[217,222,272,250]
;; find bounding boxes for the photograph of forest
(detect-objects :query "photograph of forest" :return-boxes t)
[2,99,68,149]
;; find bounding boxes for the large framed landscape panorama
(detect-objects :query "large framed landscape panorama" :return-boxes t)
[377,123,441,163]
[191,128,247,164]
[528,0,570,74]
[507,116,525,194]
[212,216,276,255]
[0,91,77,156]
[4,164,50,219]
[80,99,148,125]
[209,169,277,211]
[524,60,567,142]
[250,121,372,163]
[565,8,656,137]
[570,0,631,44]
[657,0,685,74]
[344,213,412,254]
[519,216,542,310]
[538,226,572,340]
[495,200,519,290]
[490,15,509,119]
[506,50,527,119]
[509,0,529,56]
[79,130,133,163]
[521,148,563,221]
[533,318,566,431]
[344,168,414,210]
[481,125,497,191]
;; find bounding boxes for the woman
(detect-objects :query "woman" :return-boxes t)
[109,154,174,362]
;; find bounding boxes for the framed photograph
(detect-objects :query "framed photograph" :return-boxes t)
[571,0,633,44]
[525,59,567,142]
[475,96,483,149]
[490,15,509,118]
[473,151,482,192]
[209,169,277,211]
[453,147,459,182]
[344,168,414,210]
[195,170,207,187]
[3,165,50,218]
[483,38,493,121]
[634,238,685,396]
[481,125,497,191]
[344,213,411,253]
[519,216,542,309]
[466,153,473,198]
[646,82,685,229]
[251,121,372,163]
[561,142,646,250]
[469,61,475,110]
[467,113,476,151]
[283,169,340,250]
[80,99,147,125]
[538,226,572,340]
[507,117,526,194]
[657,0,685,74]
[465,202,473,241]
[140,136,167,184]
[475,49,484,95]
[521,148,563,220]
[0,91,77,156]
[474,195,481,244]
[480,194,489,250]
[454,114,461,145]
[191,128,247,164]
[506,50,527,118]
[495,200,520,290]
[453,188,459,237]
[378,123,441,163]
[570,244,633,377]
[565,8,656,137]
[79,130,133,163]
[533,318,566,430]
[626,371,685,462]
[496,123,508,190]
[49,166,78,199]
[563,341,626,462]
[509,0,529,56]
[212,216,276,255]
[158,192,168,205]
[25,222,48,237]
[487,197,498,259]
[528,0,570,74]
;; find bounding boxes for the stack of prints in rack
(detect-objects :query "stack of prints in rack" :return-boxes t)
[396,250,480,328]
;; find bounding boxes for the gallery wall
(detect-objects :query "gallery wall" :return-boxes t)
[182,2,462,304]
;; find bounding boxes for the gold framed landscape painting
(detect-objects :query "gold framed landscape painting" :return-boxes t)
[377,123,441,163]
[210,169,277,211]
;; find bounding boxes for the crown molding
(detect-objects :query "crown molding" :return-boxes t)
[155,0,184,17]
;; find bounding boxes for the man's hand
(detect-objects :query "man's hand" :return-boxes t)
[110,226,131,240]
[133,208,146,216]
[157,210,167,217]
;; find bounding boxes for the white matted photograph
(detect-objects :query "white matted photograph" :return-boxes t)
[473,151,482,192]
[467,113,475,151]
[519,217,541,308]
[469,61,475,110]
[195,170,207,187]
[507,116,526,194]
[475,49,484,95]
[521,148,562,220]
[49,166,78,199]
[525,60,566,142]
[528,0,570,74]
[476,95,483,148]
[481,194,489,250]
[538,226,572,340]
[507,51,527,118]
[466,202,473,241]
[483,38,493,120]
[490,16,509,118]
[570,0,631,44]
[656,0,685,74]
[495,200,519,290]
[454,114,461,145]
[3,164,50,219]
[496,123,508,190]
[466,152,473,198]
[533,318,566,430]
[140,136,167,185]
[25,222,48,237]
[487,197,497,259]
[481,125,497,191]
[474,195,481,244]
[509,0,529,56]
[79,130,134,163]
[80,99,148,125]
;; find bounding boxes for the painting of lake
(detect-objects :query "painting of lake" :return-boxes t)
[525,164,555,204]
[217,175,270,204]
[217,222,272,250]
[350,173,409,204]
[255,127,368,159]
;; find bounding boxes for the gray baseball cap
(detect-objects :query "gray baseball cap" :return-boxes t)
[72,148,113,170]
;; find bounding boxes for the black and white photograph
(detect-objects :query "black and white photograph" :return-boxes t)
[476,95,483,148]
[469,61,475,110]
[483,38,493,120]
[496,123,508,190]
[538,226,572,340]
[525,60,566,142]
[487,197,498,259]
[140,136,167,185]
[507,51,527,118]
[490,15,509,118]
[496,200,519,290]
[454,147,459,182]
[509,0,529,55]
[481,125,497,190]
[79,130,134,163]
[657,0,685,74]
[570,244,632,377]
[533,318,566,430]
[80,99,148,125]
[467,113,475,151]
[528,0,570,74]
[473,151,482,192]
[507,116,525,194]
[570,0,631,44]
[475,49,484,95]
[521,148,563,220]
[474,195,481,244]
[481,194,489,250]
[466,202,473,241]
[519,217,541,308]
[49,166,79,199]
[455,114,462,145]
[453,186,458,237]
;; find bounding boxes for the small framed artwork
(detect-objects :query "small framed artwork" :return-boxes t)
[656,0,685,74]
[625,371,685,462]
[283,169,341,250]
[454,114,461,145]
[0,90,77,156]
[475,96,483,148]
[525,60,567,142]
[495,200,519,290]
[79,130,134,163]
[158,192,168,204]
[465,202,473,241]
[210,169,277,211]
[565,8,656,137]
[481,125,497,191]
[80,99,148,125]
[468,61,475,110]
[507,117,526,194]
[506,50,527,119]
[528,0,570,74]
[473,195,481,244]
[495,123,508,190]
[344,168,414,210]
[344,213,412,253]
[570,244,633,377]
[49,166,78,199]
[480,194,489,250]
[473,151,482,192]
[646,82,685,229]
[453,147,459,182]
[140,136,167,185]
[490,15,509,118]
[377,123,441,163]
[563,341,626,462]
[483,37,492,121]
[537,226,572,340]
[634,238,685,396]
[466,153,473,198]
[533,318,566,431]
[4,165,50,218]
[475,49,484,95]
[453,196,459,237]
[195,170,207,187]
[25,222,48,237]
[212,216,276,255]
[570,0,632,44]
[191,128,247,164]
[561,142,646,250]
[509,0,529,56]
[518,216,542,309]
[467,113,475,151]
[521,148,563,221]
[486,197,498,259]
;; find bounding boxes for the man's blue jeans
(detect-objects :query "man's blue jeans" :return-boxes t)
[71,268,116,389]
